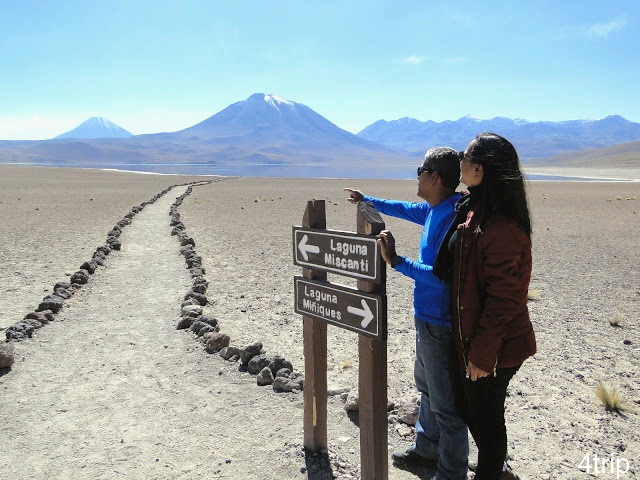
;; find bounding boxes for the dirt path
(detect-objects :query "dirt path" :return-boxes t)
[0,186,312,480]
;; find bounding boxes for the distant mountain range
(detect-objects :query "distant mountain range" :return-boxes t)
[0,94,406,170]
[357,115,640,160]
[55,117,133,139]
[0,94,639,173]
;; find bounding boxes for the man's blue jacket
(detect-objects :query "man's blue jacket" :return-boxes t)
[364,193,460,326]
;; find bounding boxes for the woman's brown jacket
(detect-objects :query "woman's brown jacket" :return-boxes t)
[450,198,537,374]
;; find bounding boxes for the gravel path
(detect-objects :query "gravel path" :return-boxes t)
[0,186,309,480]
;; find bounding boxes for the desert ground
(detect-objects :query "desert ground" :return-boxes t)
[0,165,639,480]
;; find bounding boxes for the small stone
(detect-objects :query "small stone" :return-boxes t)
[0,343,15,368]
[272,371,304,392]
[37,295,64,313]
[248,354,272,375]
[257,367,275,386]
[204,332,230,352]
[328,386,350,397]
[219,346,240,361]
[268,356,293,376]
[394,397,420,426]
[181,305,203,318]
[623,339,632,345]
[344,393,359,412]
[395,425,414,437]
[239,341,263,365]
[70,269,90,285]
[176,316,195,330]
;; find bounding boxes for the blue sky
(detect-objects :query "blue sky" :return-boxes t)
[1,0,638,140]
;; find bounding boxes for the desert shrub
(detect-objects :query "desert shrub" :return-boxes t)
[596,381,622,412]
[608,311,623,326]
[527,290,541,301]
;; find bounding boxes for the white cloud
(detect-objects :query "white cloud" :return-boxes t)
[587,15,627,38]
[403,55,425,64]
[32,115,40,121]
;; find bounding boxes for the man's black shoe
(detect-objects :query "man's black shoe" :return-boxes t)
[391,448,437,467]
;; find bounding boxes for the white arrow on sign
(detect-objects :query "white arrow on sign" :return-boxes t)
[298,234,320,261]
[347,299,374,328]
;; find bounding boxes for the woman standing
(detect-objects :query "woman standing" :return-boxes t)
[434,132,536,480]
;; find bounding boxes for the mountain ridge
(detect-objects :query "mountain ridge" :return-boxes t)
[357,114,640,159]
[0,94,638,174]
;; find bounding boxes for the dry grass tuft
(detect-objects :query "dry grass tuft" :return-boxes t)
[608,311,623,326]
[596,381,623,412]
[339,360,353,370]
[527,290,541,301]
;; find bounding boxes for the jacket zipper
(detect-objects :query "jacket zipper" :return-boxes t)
[458,223,499,378]
[456,224,468,369]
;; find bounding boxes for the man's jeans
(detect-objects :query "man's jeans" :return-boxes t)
[414,318,469,480]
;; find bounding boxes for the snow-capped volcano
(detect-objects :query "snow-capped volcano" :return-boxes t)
[55,117,133,139]
[177,93,388,151]
[263,94,295,111]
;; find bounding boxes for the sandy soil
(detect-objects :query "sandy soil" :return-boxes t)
[1,165,639,480]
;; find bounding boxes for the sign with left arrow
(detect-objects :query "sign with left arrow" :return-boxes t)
[294,276,386,339]
[292,227,382,282]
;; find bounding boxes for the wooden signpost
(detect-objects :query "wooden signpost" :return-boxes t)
[294,199,388,480]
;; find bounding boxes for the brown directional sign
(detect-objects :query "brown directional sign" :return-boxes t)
[292,227,381,282]
[294,276,386,339]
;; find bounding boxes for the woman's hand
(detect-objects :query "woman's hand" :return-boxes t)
[466,361,490,381]
[344,188,364,204]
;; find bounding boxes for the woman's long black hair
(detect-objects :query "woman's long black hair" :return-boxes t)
[467,132,532,238]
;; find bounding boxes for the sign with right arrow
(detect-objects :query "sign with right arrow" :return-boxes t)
[294,276,385,339]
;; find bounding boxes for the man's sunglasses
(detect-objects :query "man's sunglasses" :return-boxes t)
[417,166,435,178]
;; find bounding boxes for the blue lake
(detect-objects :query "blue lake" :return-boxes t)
[11,162,630,182]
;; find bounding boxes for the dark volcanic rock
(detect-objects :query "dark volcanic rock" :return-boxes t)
[24,311,54,325]
[176,316,196,330]
[190,320,218,336]
[219,346,240,361]
[239,341,263,365]
[107,236,122,251]
[70,269,90,285]
[268,356,294,376]
[257,367,275,386]
[37,295,64,313]
[54,287,73,299]
[273,370,305,392]
[6,321,37,340]
[248,354,272,375]
[0,343,15,368]
[203,332,231,352]
[80,260,98,274]
[183,290,207,306]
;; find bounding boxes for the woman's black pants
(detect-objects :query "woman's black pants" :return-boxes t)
[462,365,521,480]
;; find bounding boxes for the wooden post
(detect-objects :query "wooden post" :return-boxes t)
[302,200,328,452]
[356,202,388,480]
